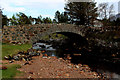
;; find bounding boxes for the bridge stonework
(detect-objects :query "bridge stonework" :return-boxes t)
[2,24,90,44]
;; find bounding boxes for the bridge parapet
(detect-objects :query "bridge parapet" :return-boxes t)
[2,24,87,43]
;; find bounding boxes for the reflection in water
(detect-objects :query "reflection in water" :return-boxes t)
[33,42,120,78]
[97,69,120,78]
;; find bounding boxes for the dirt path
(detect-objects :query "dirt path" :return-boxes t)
[8,56,99,78]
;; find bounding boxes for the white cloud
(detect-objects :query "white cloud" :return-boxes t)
[4,6,25,12]
[0,0,25,12]
[95,0,120,3]
[1,0,119,19]
[0,0,66,10]
[0,0,65,18]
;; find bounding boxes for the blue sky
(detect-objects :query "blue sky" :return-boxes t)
[0,0,120,19]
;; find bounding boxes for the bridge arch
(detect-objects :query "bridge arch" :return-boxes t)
[31,24,86,43]
[32,31,88,48]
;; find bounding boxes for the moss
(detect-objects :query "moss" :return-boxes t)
[41,33,68,40]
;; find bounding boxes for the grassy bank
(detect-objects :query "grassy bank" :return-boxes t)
[41,33,68,40]
[2,43,32,59]
[1,64,22,79]
[1,43,31,79]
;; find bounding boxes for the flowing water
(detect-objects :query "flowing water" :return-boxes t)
[33,42,120,78]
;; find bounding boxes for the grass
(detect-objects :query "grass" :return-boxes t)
[2,43,32,60]
[1,64,23,79]
[0,43,30,79]
[42,33,68,40]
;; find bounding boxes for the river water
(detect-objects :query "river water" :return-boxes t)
[33,42,120,78]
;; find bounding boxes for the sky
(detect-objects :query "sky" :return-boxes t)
[0,0,120,19]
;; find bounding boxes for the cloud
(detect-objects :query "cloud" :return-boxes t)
[26,10,55,19]
[4,6,25,12]
[0,0,25,12]
[1,0,119,19]
[0,0,66,10]
[95,0,120,3]
[0,0,65,18]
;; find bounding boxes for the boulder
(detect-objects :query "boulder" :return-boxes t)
[4,56,10,60]
[9,60,14,63]
[40,53,43,57]
[18,51,24,54]
[42,50,45,53]
[75,65,79,68]
[4,55,13,60]
[24,62,30,65]
[29,71,33,74]
[64,73,69,77]
[13,56,19,61]
[43,56,47,59]
[36,53,40,56]
[44,54,48,57]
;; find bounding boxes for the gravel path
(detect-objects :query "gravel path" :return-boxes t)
[12,56,100,78]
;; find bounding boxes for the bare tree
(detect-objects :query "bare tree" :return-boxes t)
[108,4,114,19]
[98,3,108,19]
[98,3,115,20]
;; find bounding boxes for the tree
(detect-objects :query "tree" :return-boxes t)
[53,19,57,23]
[9,12,32,25]
[54,11,68,23]
[9,14,18,25]
[64,2,98,26]
[108,4,114,19]
[98,3,115,26]
[34,18,39,24]
[55,10,61,23]
[43,17,52,23]
[37,15,43,24]
[59,12,68,23]
[98,3,108,19]
[2,14,8,27]
[32,15,43,24]
[29,16,34,24]
[0,8,9,27]
[16,12,31,25]
[98,3,115,20]
[114,18,120,26]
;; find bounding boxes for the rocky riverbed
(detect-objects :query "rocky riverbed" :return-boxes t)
[2,55,99,79]
[2,38,120,79]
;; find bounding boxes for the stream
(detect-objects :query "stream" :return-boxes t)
[32,40,120,78]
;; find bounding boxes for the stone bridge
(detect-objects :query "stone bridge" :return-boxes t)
[2,23,103,44]
[34,24,85,41]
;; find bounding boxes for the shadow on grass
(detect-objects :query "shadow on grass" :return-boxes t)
[1,64,23,80]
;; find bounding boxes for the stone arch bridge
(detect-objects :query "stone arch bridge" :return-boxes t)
[2,24,101,44]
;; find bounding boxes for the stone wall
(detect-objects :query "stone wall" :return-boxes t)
[2,24,50,43]
[2,23,119,44]
[2,24,84,44]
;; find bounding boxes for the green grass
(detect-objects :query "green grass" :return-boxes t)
[2,43,32,60]
[42,33,68,40]
[1,64,23,79]
[0,43,29,79]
